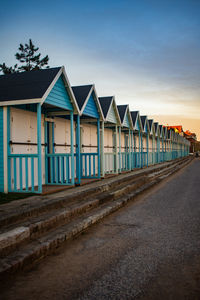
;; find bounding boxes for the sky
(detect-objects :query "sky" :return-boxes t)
[0,0,200,139]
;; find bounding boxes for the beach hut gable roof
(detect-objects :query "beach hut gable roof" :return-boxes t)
[99,96,121,125]
[72,84,103,119]
[0,66,79,113]
[148,119,155,135]
[140,116,150,133]
[117,105,133,129]
[130,111,142,131]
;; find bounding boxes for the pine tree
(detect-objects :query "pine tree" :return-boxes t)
[0,39,49,74]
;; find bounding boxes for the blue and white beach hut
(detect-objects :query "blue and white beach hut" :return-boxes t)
[148,119,156,165]
[72,84,104,184]
[99,96,121,177]
[140,116,150,167]
[154,122,161,163]
[0,67,79,194]
[117,105,134,172]
[159,125,164,162]
[163,126,168,161]
[130,111,143,168]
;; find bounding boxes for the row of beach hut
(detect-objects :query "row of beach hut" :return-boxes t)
[0,66,190,194]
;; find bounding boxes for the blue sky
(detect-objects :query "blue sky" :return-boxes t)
[0,0,200,137]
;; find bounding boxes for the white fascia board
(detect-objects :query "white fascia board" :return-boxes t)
[136,113,143,132]
[154,123,158,137]
[106,97,121,126]
[126,107,134,130]
[80,85,93,115]
[112,97,122,126]
[151,123,156,137]
[133,113,138,131]
[92,85,104,121]
[122,105,128,126]
[81,85,104,120]
[122,106,129,128]
[146,118,150,134]
[105,97,113,120]
[62,67,80,115]
[0,98,41,106]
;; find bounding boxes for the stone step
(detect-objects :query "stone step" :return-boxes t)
[0,175,148,256]
[0,178,161,280]
[0,158,185,229]
[0,157,192,279]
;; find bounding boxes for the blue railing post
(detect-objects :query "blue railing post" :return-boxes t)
[97,118,101,178]
[141,132,143,168]
[139,130,141,168]
[100,121,105,177]
[37,103,42,193]
[131,130,133,169]
[70,111,75,185]
[128,129,131,170]
[147,133,149,167]
[44,118,48,184]
[134,133,136,168]
[76,115,81,185]
[7,107,11,192]
[119,126,121,173]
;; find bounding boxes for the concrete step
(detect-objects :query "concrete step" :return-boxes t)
[0,158,187,229]
[0,158,190,257]
[0,175,148,256]
[0,178,161,279]
[0,157,192,278]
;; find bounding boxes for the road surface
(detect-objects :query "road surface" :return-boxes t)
[1,158,200,300]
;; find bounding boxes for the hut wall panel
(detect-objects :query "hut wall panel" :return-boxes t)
[149,137,153,152]
[54,118,71,154]
[135,135,140,152]
[143,136,147,150]
[81,123,98,175]
[104,128,113,153]
[10,108,46,187]
[121,132,125,150]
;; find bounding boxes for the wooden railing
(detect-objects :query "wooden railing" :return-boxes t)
[8,154,38,193]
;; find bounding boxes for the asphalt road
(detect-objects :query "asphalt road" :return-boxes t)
[1,158,200,300]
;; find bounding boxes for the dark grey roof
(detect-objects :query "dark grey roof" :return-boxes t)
[72,85,93,111]
[117,105,127,123]
[130,111,139,127]
[0,67,61,102]
[148,119,153,131]
[154,122,159,132]
[98,97,113,119]
[140,116,147,129]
